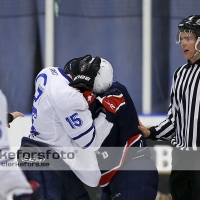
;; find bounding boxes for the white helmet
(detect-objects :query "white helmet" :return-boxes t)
[92,58,113,94]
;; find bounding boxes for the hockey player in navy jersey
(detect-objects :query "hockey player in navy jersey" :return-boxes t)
[78,57,159,200]
[0,90,42,200]
[19,55,114,200]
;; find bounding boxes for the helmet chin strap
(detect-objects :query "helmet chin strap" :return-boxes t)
[189,37,200,61]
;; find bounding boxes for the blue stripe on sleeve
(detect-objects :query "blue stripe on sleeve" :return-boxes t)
[72,124,94,140]
[83,129,96,149]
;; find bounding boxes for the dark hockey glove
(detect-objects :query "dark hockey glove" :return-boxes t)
[69,56,101,90]
[94,105,116,123]
[63,54,91,75]
[13,180,43,200]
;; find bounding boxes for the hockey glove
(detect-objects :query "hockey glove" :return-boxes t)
[63,54,91,75]
[96,88,125,123]
[83,90,96,105]
[96,88,125,114]
[69,56,101,90]
[13,180,43,200]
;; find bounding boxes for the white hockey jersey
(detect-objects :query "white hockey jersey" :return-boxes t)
[0,90,32,198]
[29,67,113,186]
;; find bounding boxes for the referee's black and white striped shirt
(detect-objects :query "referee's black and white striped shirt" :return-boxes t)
[149,59,200,151]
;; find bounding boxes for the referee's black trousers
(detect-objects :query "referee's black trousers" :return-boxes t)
[169,148,200,200]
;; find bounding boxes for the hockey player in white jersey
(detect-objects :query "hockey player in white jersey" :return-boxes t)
[19,55,114,200]
[0,90,42,200]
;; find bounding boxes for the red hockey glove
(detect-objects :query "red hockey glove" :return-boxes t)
[83,90,96,105]
[96,88,125,114]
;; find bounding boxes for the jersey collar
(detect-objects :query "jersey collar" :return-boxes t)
[187,58,200,66]
[58,68,73,82]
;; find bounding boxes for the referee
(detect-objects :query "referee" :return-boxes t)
[139,15,200,200]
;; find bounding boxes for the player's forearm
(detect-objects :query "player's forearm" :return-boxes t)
[92,113,113,150]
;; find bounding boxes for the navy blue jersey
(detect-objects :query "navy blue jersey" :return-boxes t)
[90,81,145,147]
[89,81,148,186]
[104,81,140,147]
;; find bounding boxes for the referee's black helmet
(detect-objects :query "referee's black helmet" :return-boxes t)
[178,15,200,36]
[176,15,200,44]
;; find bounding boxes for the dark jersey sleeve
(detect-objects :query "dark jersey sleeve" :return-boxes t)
[91,81,141,147]
[104,81,140,146]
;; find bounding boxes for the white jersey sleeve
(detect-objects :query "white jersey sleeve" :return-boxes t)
[0,90,32,197]
[52,86,113,151]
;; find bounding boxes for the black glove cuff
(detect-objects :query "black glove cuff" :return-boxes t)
[7,113,14,123]
[148,127,158,140]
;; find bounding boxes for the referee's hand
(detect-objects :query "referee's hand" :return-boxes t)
[138,117,150,138]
